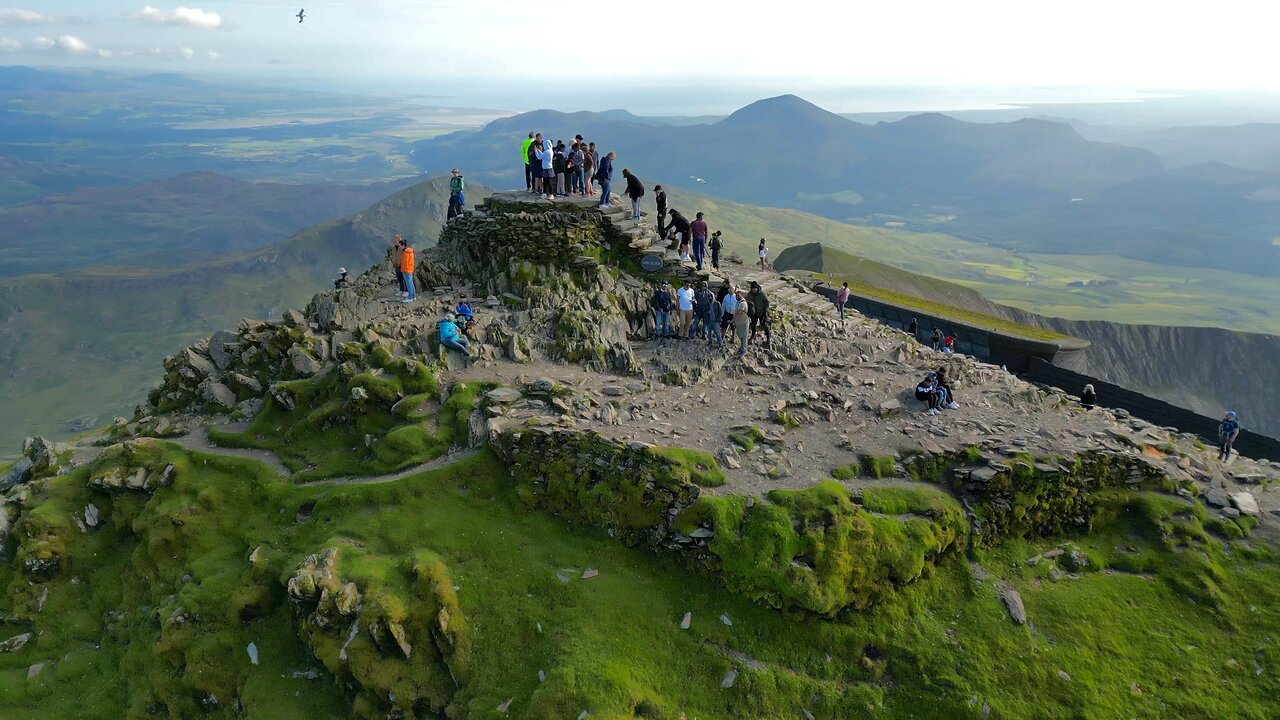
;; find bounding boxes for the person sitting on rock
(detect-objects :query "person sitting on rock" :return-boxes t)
[944,335,956,353]
[437,313,472,359]
[936,366,960,410]
[650,280,673,339]
[333,267,353,289]
[455,294,474,322]
[1218,411,1241,461]
[915,372,943,416]
[1080,384,1097,410]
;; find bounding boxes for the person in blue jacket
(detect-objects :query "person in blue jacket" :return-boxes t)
[438,313,472,359]
[455,294,474,321]
[595,151,615,207]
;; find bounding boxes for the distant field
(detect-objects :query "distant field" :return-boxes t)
[664,188,1279,334]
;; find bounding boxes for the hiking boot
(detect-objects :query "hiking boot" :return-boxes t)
[946,401,960,410]
[927,408,941,416]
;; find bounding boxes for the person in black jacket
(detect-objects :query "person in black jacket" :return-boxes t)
[622,168,645,221]
[1080,384,1097,410]
[653,184,668,236]
[666,209,691,248]
[907,317,919,339]
[650,280,673,339]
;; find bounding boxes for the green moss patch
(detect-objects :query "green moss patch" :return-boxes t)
[651,447,727,488]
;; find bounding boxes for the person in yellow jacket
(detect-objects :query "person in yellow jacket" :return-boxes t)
[521,131,535,191]
[400,240,416,303]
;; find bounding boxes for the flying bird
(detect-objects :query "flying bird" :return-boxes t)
[297,9,305,23]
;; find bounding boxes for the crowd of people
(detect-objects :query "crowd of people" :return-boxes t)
[649,278,771,357]
[521,131,619,204]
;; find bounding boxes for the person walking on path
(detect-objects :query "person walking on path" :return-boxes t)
[676,280,695,339]
[835,281,850,322]
[1080,384,1097,410]
[582,144,597,197]
[400,239,417,303]
[650,280,673,339]
[654,185,668,236]
[623,168,645,221]
[733,288,751,358]
[690,212,709,270]
[1218,411,1241,461]
[596,151,615,207]
[709,230,723,270]
[522,131,535,191]
[747,281,771,346]
[448,168,466,221]
[437,313,472,359]
[389,235,406,298]
[929,328,944,351]
[757,237,769,270]
[907,317,919,339]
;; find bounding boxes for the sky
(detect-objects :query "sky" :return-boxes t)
[4,0,1280,90]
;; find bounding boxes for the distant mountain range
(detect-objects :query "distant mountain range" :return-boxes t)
[410,94,1280,277]
[0,168,414,278]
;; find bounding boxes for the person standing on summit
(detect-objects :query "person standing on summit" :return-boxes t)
[622,168,645,221]
[447,168,465,221]
[595,151,615,207]
[1218,411,1241,461]
[388,235,406,298]
[400,239,416,303]
[689,211,709,270]
[534,134,556,199]
[653,184,668,236]
[582,143,597,197]
[522,131,535,191]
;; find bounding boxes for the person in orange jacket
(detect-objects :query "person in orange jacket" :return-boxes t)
[400,240,416,303]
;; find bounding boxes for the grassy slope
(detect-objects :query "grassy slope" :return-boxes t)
[772,242,1068,342]
[662,187,1280,334]
[1,445,1277,718]
[0,177,467,458]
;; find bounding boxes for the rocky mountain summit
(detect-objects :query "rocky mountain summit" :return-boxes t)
[2,187,1279,719]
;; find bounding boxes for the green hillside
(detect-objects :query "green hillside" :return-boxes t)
[661,187,1280,334]
[0,177,469,457]
[772,243,1068,341]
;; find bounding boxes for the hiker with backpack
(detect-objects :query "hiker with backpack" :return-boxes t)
[595,151,615,207]
[1218,411,1241,461]
[448,168,465,221]
[623,168,645,221]
[650,280,673,339]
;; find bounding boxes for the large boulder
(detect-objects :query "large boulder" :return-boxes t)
[207,330,239,371]
[288,347,322,377]
[200,380,237,411]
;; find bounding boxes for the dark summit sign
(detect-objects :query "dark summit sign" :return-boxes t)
[639,254,664,272]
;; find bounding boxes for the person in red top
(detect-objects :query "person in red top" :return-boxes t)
[689,212,709,270]
[400,240,416,303]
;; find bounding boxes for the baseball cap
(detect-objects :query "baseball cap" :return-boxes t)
[338,267,347,274]
[451,168,460,174]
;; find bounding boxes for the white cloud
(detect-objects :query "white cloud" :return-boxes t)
[136,6,224,31]
[177,46,194,59]
[0,36,19,51]
[57,34,89,55]
[206,50,219,60]
[26,34,103,57]
[0,8,53,25]
[30,35,51,49]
